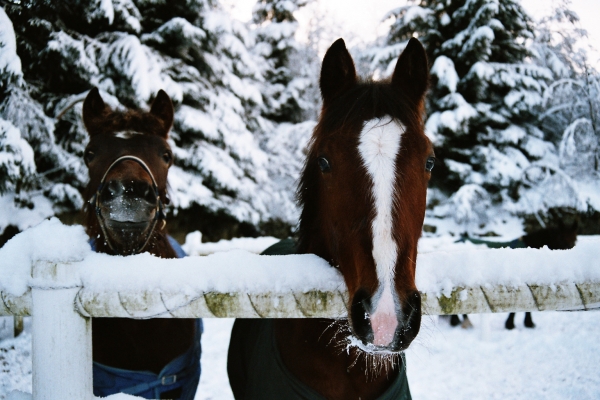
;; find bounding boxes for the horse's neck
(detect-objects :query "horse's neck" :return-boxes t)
[277,239,400,399]
[89,223,193,372]
[274,319,399,399]
[93,318,195,373]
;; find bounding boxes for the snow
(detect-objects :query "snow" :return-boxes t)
[0,219,341,297]
[182,230,280,256]
[142,17,207,47]
[176,105,220,141]
[3,221,600,297]
[78,249,340,295]
[445,159,473,180]
[498,125,526,144]
[522,135,556,158]
[478,145,530,186]
[0,9,22,82]
[459,25,495,60]
[166,166,217,210]
[3,311,600,399]
[0,119,35,193]
[383,5,432,27]
[425,93,477,141]
[436,184,491,227]
[0,194,54,234]
[46,31,100,82]
[1,331,32,397]
[100,34,164,105]
[5,392,32,400]
[0,218,90,296]
[406,311,600,400]
[196,318,235,399]
[89,0,115,25]
[3,219,600,303]
[417,235,600,295]
[431,56,458,93]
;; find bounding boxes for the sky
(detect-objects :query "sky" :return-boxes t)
[221,0,600,64]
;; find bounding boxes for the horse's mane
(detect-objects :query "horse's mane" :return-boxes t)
[295,80,424,254]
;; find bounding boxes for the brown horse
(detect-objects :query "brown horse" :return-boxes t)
[228,38,433,399]
[82,88,200,399]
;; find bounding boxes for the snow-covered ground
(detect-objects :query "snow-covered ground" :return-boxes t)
[196,312,600,400]
[2,311,599,399]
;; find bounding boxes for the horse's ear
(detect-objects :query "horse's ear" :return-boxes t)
[391,38,429,106]
[320,38,357,107]
[82,87,109,135]
[150,90,174,138]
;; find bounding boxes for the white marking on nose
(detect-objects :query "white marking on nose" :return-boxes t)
[358,117,404,346]
[114,131,143,139]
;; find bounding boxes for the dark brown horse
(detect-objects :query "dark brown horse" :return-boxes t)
[82,88,200,399]
[228,38,433,399]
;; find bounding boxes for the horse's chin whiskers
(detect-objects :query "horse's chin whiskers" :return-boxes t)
[318,319,348,346]
[330,331,404,380]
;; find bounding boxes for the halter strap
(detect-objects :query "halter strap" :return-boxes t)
[93,155,166,255]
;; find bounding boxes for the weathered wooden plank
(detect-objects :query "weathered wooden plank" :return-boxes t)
[2,281,598,318]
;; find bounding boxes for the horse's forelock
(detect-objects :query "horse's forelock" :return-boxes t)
[86,108,171,139]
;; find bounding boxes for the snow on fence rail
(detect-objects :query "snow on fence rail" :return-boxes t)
[1,219,599,399]
[1,219,599,318]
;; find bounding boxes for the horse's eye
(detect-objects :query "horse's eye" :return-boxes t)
[317,156,331,173]
[162,151,172,164]
[425,156,435,172]
[84,150,95,164]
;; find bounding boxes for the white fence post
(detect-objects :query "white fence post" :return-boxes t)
[31,261,92,400]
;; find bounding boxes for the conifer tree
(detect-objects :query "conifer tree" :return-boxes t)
[0,0,297,239]
[252,0,310,123]
[369,0,558,232]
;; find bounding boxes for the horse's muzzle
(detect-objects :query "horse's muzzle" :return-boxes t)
[350,289,421,352]
[97,179,158,252]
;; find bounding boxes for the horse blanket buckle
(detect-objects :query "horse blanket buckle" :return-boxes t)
[161,374,177,385]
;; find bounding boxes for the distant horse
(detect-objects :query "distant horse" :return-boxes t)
[505,220,578,329]
[82,88,201,399]
[228,38,433,399]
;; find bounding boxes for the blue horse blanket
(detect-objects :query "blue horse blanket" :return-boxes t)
[228,239,412,399]
[90,236,202,399]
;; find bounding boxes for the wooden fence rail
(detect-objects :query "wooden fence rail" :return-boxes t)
[2,276,599,318]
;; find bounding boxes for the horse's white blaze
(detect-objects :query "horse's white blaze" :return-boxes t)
[358,118,403,346]
[114,131,143,139]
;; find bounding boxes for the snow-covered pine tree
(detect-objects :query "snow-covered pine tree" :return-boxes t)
[369,0,558,234]
[1,0,298,241]
[525,1,600,232]
[0,6,61,242]
[246,0,324,237]
[252,0,311,123]
[0,7,31,196]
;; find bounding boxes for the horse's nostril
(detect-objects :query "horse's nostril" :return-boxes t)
[132,181,155,202]
[398,291,422,346]
[350,289,374,343]
[103,180,124,200]
[101,180,155,204]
